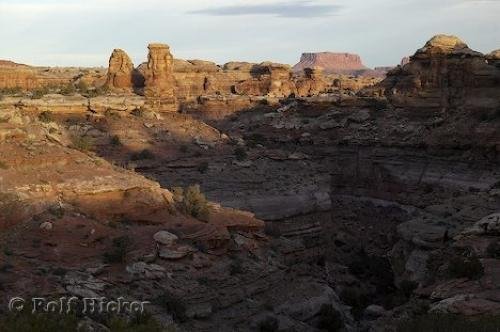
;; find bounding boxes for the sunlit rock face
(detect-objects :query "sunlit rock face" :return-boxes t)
[104,49,134,91]
[377,34,500,112]
[141,43,177,111]
[295,67,329,97]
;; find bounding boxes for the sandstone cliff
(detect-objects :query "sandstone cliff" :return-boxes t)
[377,35,500,113]
[104,49,134,91]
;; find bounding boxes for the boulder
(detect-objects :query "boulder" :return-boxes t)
[153,230,178,246]
[462,213,500,236]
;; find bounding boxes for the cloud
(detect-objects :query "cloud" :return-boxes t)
[189,1,342,18]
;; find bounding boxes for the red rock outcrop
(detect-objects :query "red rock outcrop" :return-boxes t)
[295,67,329,97]
[234,62,297,97]
[104,49,134,91]
[143,43,177,111]
[377,35,500,112]
[293,52,369,75]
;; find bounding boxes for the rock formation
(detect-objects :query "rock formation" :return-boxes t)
[104,49,134,90]
[234,62,297,98]
[377,34,500,112]
[293,52,369,75]
[295,67,329,97]
[143,43,177,111]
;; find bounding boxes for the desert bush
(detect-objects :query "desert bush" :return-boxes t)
[131,108,145,117]
[110,135,122,146]
[131,149,155,161]
[75,80,89,94]
[48,205,64,219]
[317,304,344,332]
[397,314,500,332]
[38,111,53,123]
[0,87,23,95]
[154,291,186,322]
[60,83,76,96]
[234,147,247,161]
[0,192,22,222]
[172,187,184,203]
[0,160,8,169]
[71,136,94,152]
[103,236,131,264]
[85,85,109,98]
[179,145,189,153]
[31,87,50,99]
[181,184,209,220]
[447,255,484,280]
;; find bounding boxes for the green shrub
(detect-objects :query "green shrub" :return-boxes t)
[447,255,484,280]
[60,84,76,96]
[131,108,145,117]
[0,87,23,95]
[75,80,89,94]
[31,87,49,99]
[181,185,209,220]
[398,314,500,332]
[317,304,344,332]
[131,149,155,161]
[172,187,184,203]
[48,205,64,219]
[71,136,94,152]
[234,147,247,161]
[38,111,53,123]
[110,135,122,146]
[103,236,131,264]
[85,86,109,98]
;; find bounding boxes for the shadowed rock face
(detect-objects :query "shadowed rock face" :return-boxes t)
[105,49,134,90]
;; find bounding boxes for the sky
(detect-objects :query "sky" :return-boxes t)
[0,0,499,68]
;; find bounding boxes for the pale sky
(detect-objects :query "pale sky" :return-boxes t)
[0,0,499,68]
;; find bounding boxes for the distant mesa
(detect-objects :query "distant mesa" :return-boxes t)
[293,52,392,78]
[293,52,367,75]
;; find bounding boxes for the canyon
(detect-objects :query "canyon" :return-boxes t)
[0,34,499,332]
